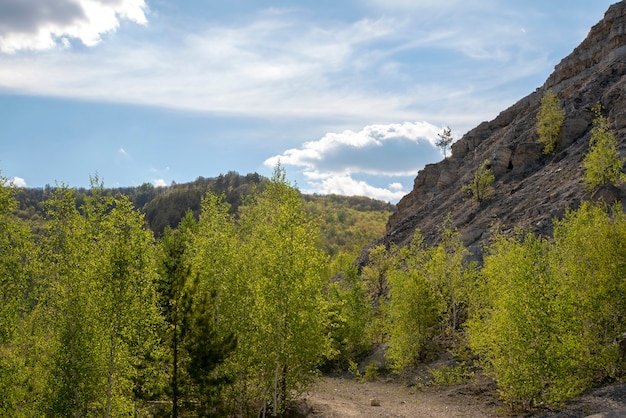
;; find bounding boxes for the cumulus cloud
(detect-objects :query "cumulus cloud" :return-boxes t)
[0,0,148,53]
[153,178,167,187]
[265,121,442,201]
[11,176,27,187]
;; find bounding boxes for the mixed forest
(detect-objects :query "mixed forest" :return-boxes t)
[2,99,626,417]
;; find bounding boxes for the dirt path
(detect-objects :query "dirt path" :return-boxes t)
[302,376,500,418]
[301,376,626,418]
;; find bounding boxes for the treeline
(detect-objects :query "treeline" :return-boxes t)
[12,171,393,254]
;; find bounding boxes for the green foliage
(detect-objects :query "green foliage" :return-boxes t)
[537,89,565,154]
[0,176,38,417]
[463,159,495,203]
[363,361,380,381]
[385,232,444,371]
[582,103,625,191]
[428,362,474,386]
[468,231,558,408]
[361,244,395,344]
[551,202,626,383]
[469,203,626,408]
[236,165,330,415]
[324,264,372,369]
[301,194,393,256]
[385,225,474,373]
[436,126,454,158]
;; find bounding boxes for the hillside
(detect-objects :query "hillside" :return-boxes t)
[11,171,394,254]
[379,1,626,260]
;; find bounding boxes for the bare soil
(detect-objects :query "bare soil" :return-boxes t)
[299,375,626,418]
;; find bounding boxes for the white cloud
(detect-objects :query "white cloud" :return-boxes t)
[153,178,167,187]
[305,173,407,202]
[0,0,148,53]
[266,121,442,201]
[0,7,540,129]
[11,176,27,187]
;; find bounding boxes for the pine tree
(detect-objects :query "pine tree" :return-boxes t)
[436,126,454,158]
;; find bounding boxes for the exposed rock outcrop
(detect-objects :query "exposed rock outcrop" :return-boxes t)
[379,1,626,259]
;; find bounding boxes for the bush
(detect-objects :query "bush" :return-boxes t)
[582,103,625,191]
[537,90,565,154]
[463,159,494,203]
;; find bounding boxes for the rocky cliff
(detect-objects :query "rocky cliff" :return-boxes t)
[381,1,626,259]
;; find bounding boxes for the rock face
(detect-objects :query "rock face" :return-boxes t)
[379,1,626,259]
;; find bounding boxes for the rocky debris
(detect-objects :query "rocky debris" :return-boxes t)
[379,1,626,258]
[584,412,626,418]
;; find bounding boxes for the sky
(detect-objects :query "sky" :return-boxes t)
[0,0,619,202]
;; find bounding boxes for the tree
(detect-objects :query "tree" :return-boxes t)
[39,185,108,417]
[361,243,395,344]
[0,175,38,416]
[551,202,626,392]
[158,217,195,418]
[187,194,239,416]
[463,159,495,203]
[238,166,330,416]
[91,191,164,417]
[426,223,473,337]
[467,231,558,408]
[537,89,565,154]
[385,231,444,371]
[436,126,454,158]
[582,103,625,191]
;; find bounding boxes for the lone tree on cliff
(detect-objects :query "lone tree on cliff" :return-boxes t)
[436,126,454,158]
[463,159,495,203]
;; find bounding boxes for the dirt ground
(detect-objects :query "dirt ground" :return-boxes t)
[300,375,626,418]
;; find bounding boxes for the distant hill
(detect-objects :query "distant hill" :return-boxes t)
[12,171,394,255]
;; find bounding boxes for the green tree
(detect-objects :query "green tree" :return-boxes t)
[0,175,38,416]
[324,260,371,369]
[582,103,625,191]
[467,231,558,408]
[158,217,195,418]
[537,89,565,154]
[426,223,473,337]
[436,126,454,158]
[361,244,395,344]
[90,191,164,417]
[187,194,239,415]
[39,185,108,417]
[386,231,444,371]
[238,166,330,416]
[463,159,495,203]
[551,202,626,390]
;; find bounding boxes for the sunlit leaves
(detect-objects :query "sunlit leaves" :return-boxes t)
[582,104,625,191]
[537,89,565,155]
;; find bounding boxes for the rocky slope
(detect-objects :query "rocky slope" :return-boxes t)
[381,1,626,259]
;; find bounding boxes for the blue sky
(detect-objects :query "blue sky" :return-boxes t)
[0,0,617,202]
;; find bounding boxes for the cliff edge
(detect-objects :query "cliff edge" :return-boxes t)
[381,1,626,258]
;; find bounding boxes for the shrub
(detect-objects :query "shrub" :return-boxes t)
[537,90,565,154]
[582,103,625,191]
[463,159,494,203]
